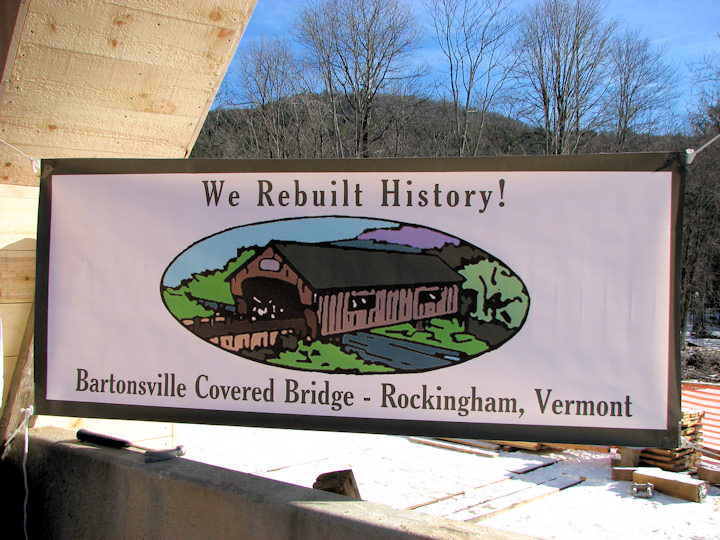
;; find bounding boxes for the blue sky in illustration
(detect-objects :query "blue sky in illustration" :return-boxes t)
[162,217,400,287]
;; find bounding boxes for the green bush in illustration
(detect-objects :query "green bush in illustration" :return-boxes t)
[458,259,529,330]
[162,289,213,320]
[371,318,488,356]
[162,248,256,319]
[183,248,257,304]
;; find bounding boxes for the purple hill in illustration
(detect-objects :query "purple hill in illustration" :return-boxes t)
[358,225,460,250]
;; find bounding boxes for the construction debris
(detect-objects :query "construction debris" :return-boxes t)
[313,469,362,499]
[638,410,704,472]
[697,464,720,485]
[631,482,655,498]
[409,437,499,457]
[633,467,708,502]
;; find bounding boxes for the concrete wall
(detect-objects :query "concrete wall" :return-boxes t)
[0,426,526,539]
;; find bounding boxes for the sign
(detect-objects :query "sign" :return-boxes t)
[35,154,683,447]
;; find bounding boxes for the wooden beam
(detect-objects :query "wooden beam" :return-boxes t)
[0,250,35,303]
[0,302,35,445]
[0,184,39,247]
[633,468,708,502]
[22,3,240,76]
[0,0,28,106]
[313,470,362,500]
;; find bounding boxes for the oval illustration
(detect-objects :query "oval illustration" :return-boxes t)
[160,217,529,374]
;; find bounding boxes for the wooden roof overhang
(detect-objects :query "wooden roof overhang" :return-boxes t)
[1,0,256,186]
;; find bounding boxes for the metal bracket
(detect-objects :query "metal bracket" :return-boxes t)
[631,482,654,498]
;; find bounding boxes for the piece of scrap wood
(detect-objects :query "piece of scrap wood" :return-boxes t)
[489,440,546,451]
[507,458,559,475]
[633,468,708,502]
[413,465,562,517]
[618,447,642,467]
[460,475,585,522]
[697,464,720,485]
[312,469,361,499]
[546,443,610,452]
[641,447,694,460]
[408,437,498,457]
[439,438,501,451]
[638,457,696,472]
[612,466,662,482]
[0,303,35,446]
[612,467,639,482]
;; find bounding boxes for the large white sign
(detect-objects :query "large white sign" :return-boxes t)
[35,155,682,446]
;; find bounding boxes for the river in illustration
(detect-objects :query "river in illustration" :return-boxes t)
[342,331,464,371]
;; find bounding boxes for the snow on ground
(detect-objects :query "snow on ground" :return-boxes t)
[174,424,720,539]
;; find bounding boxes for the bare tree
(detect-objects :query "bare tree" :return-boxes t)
[692,42,720,130]
[423,0,516,156]
[297,0,423,157]
[236,36,304,158]
[512,0,613,155]
[681,39,720,337]
[608,30,679,151]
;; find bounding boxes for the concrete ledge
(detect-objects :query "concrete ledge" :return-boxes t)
[1,426,529,539]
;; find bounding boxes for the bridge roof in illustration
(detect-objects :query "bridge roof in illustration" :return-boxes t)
[270,241,463,292]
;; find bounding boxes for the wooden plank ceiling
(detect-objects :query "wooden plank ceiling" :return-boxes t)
[0,0,256,186]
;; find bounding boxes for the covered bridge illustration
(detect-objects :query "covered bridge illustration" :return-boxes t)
[226,241,464,339]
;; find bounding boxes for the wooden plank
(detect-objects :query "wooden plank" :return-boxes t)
[638,457,696,472]
[11,44,216,118]
[612,466,656,482]
[633,468,708,502]
[23,3,240,76]
[0,303,35,445]
[0,148,39,187]
[640,447,694,460]
[110,0,257,28]
[546,443,610,452]
[5,142,175,160]
[506,457,558,475]
[0,302,32,359]
[439,438,501,451]
[0,183,39,200]
[489,440,546,451]
[1,100,196,157]
[313,469,362,499]
[409,437,499,458]
[697,464,720,484]
[2,355,17,404]
[461,476,584,522]
[0,250,35,303]
[0,185,38,248]
[618,447,642,466]
[0,0,28,107]
[415,466,565,518]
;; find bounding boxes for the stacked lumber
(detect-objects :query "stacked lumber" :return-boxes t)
[638,410,704,472]
[488,440,551,452]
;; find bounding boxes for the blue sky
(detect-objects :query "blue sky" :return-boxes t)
[220,0,720,114]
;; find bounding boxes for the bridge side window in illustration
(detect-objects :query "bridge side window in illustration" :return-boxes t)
[418,289,441,304]
[349,293,376,311]
[259,258,281,272]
